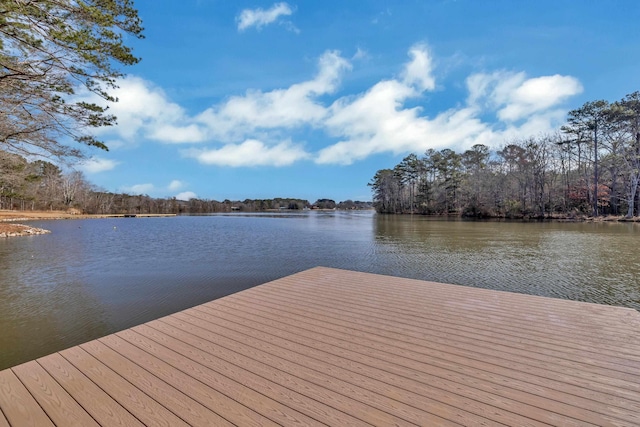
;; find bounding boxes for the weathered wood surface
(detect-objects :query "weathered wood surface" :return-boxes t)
[1,267,639,426]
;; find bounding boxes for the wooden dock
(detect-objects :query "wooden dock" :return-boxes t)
[1,267,639,426]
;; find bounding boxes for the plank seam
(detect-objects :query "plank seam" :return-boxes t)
[98,336,239,427]
[195,302,639,422]
[133,325,394,426]
[235,290,640,370]
[67,346,192,427]
[189,306,608,426]
[217,297,640,390]
[150,317,465,426]
[270,277,640,342]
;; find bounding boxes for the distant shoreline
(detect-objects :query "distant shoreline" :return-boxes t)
[376,211,640,222]
[4,209,637,238]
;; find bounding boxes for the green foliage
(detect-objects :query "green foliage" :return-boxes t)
[0,0,144,160]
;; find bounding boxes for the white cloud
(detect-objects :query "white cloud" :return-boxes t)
[168,180,184,191]
[196,50,350,141]
[105,77,184,140]
[184,139,309,167]
[147,123,208,144]
[86,44,582,169]
[175,191,197,201]
[237,2,294,32]
[121,181,196,198]
[78,157,119,173]
[466,71,583,121]
[316,49,477,164]
[401,44,436,91]
[318,79,489,164]
[316,53,580,164]
[122,183,155,195]
[77,76,205,144]
[498,75,583,121]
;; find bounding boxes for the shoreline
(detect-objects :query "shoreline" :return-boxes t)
[3,209,640,238]
[0,210,175,237]
[0,223,51,237]
[378,212,640,222]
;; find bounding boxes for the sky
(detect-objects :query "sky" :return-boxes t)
[75,0,640,203]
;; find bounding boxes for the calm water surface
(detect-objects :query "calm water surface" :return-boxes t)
[1,211,639,369]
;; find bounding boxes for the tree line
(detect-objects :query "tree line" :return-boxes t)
[369,92,640,218]
[0,151,371,214]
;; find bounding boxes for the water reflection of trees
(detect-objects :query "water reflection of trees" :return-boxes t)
[373,215,546,252]
[372,216,640,311]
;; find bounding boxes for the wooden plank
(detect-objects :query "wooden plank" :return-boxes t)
[145,319,464,426]
[266,275,640,356]
[216,294,640,391]
[194,302,638,426]
[265,276,640,365]
[119,327,374,426]
[0,369,54,427]
[233,288,640,376]
[272,268,640,328]
[0,409,9,427]
[182,304,638,413]
[157,313,526,426]
[37,353,144,427]
[100,334,306,426]
[191,304,604,425]
[255,273,640,353]
[80,339,230,427]
[288,273,640,344]
[11,361,99,427]
[238,283,640,361]
[60,346,189,427]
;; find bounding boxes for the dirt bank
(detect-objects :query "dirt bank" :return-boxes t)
[0,210,176,237]
[0,210,91,237]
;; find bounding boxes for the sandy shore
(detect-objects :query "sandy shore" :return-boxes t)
[0,223,51,237]
[0,210,176,237]
[0,210,74,236]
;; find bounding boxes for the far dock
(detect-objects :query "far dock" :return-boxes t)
[1,267,638,425]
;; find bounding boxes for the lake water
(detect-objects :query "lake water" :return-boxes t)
[1,211,639,370]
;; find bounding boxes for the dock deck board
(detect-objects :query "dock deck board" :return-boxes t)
[1,267,639,426]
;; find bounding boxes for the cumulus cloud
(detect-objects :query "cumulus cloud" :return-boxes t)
[175,191,197,201]
[184,139,309,167]
[316,47,479,164]
[77,76,207,144]
[147,123,208,144]
[122,183,155,195]
[401,44,436,91]
[168,180,184,191]
[318,81,489,164]
[196,50,350,141]
[315,49,580,164]
[88,43,582,169]
[78,157,119,173]
[121,181,197,198]
[498,75,583,121]
[237,2,295,32]
[466,71,583,121]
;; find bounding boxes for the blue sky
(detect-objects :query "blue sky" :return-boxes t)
[76,0,640,202]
